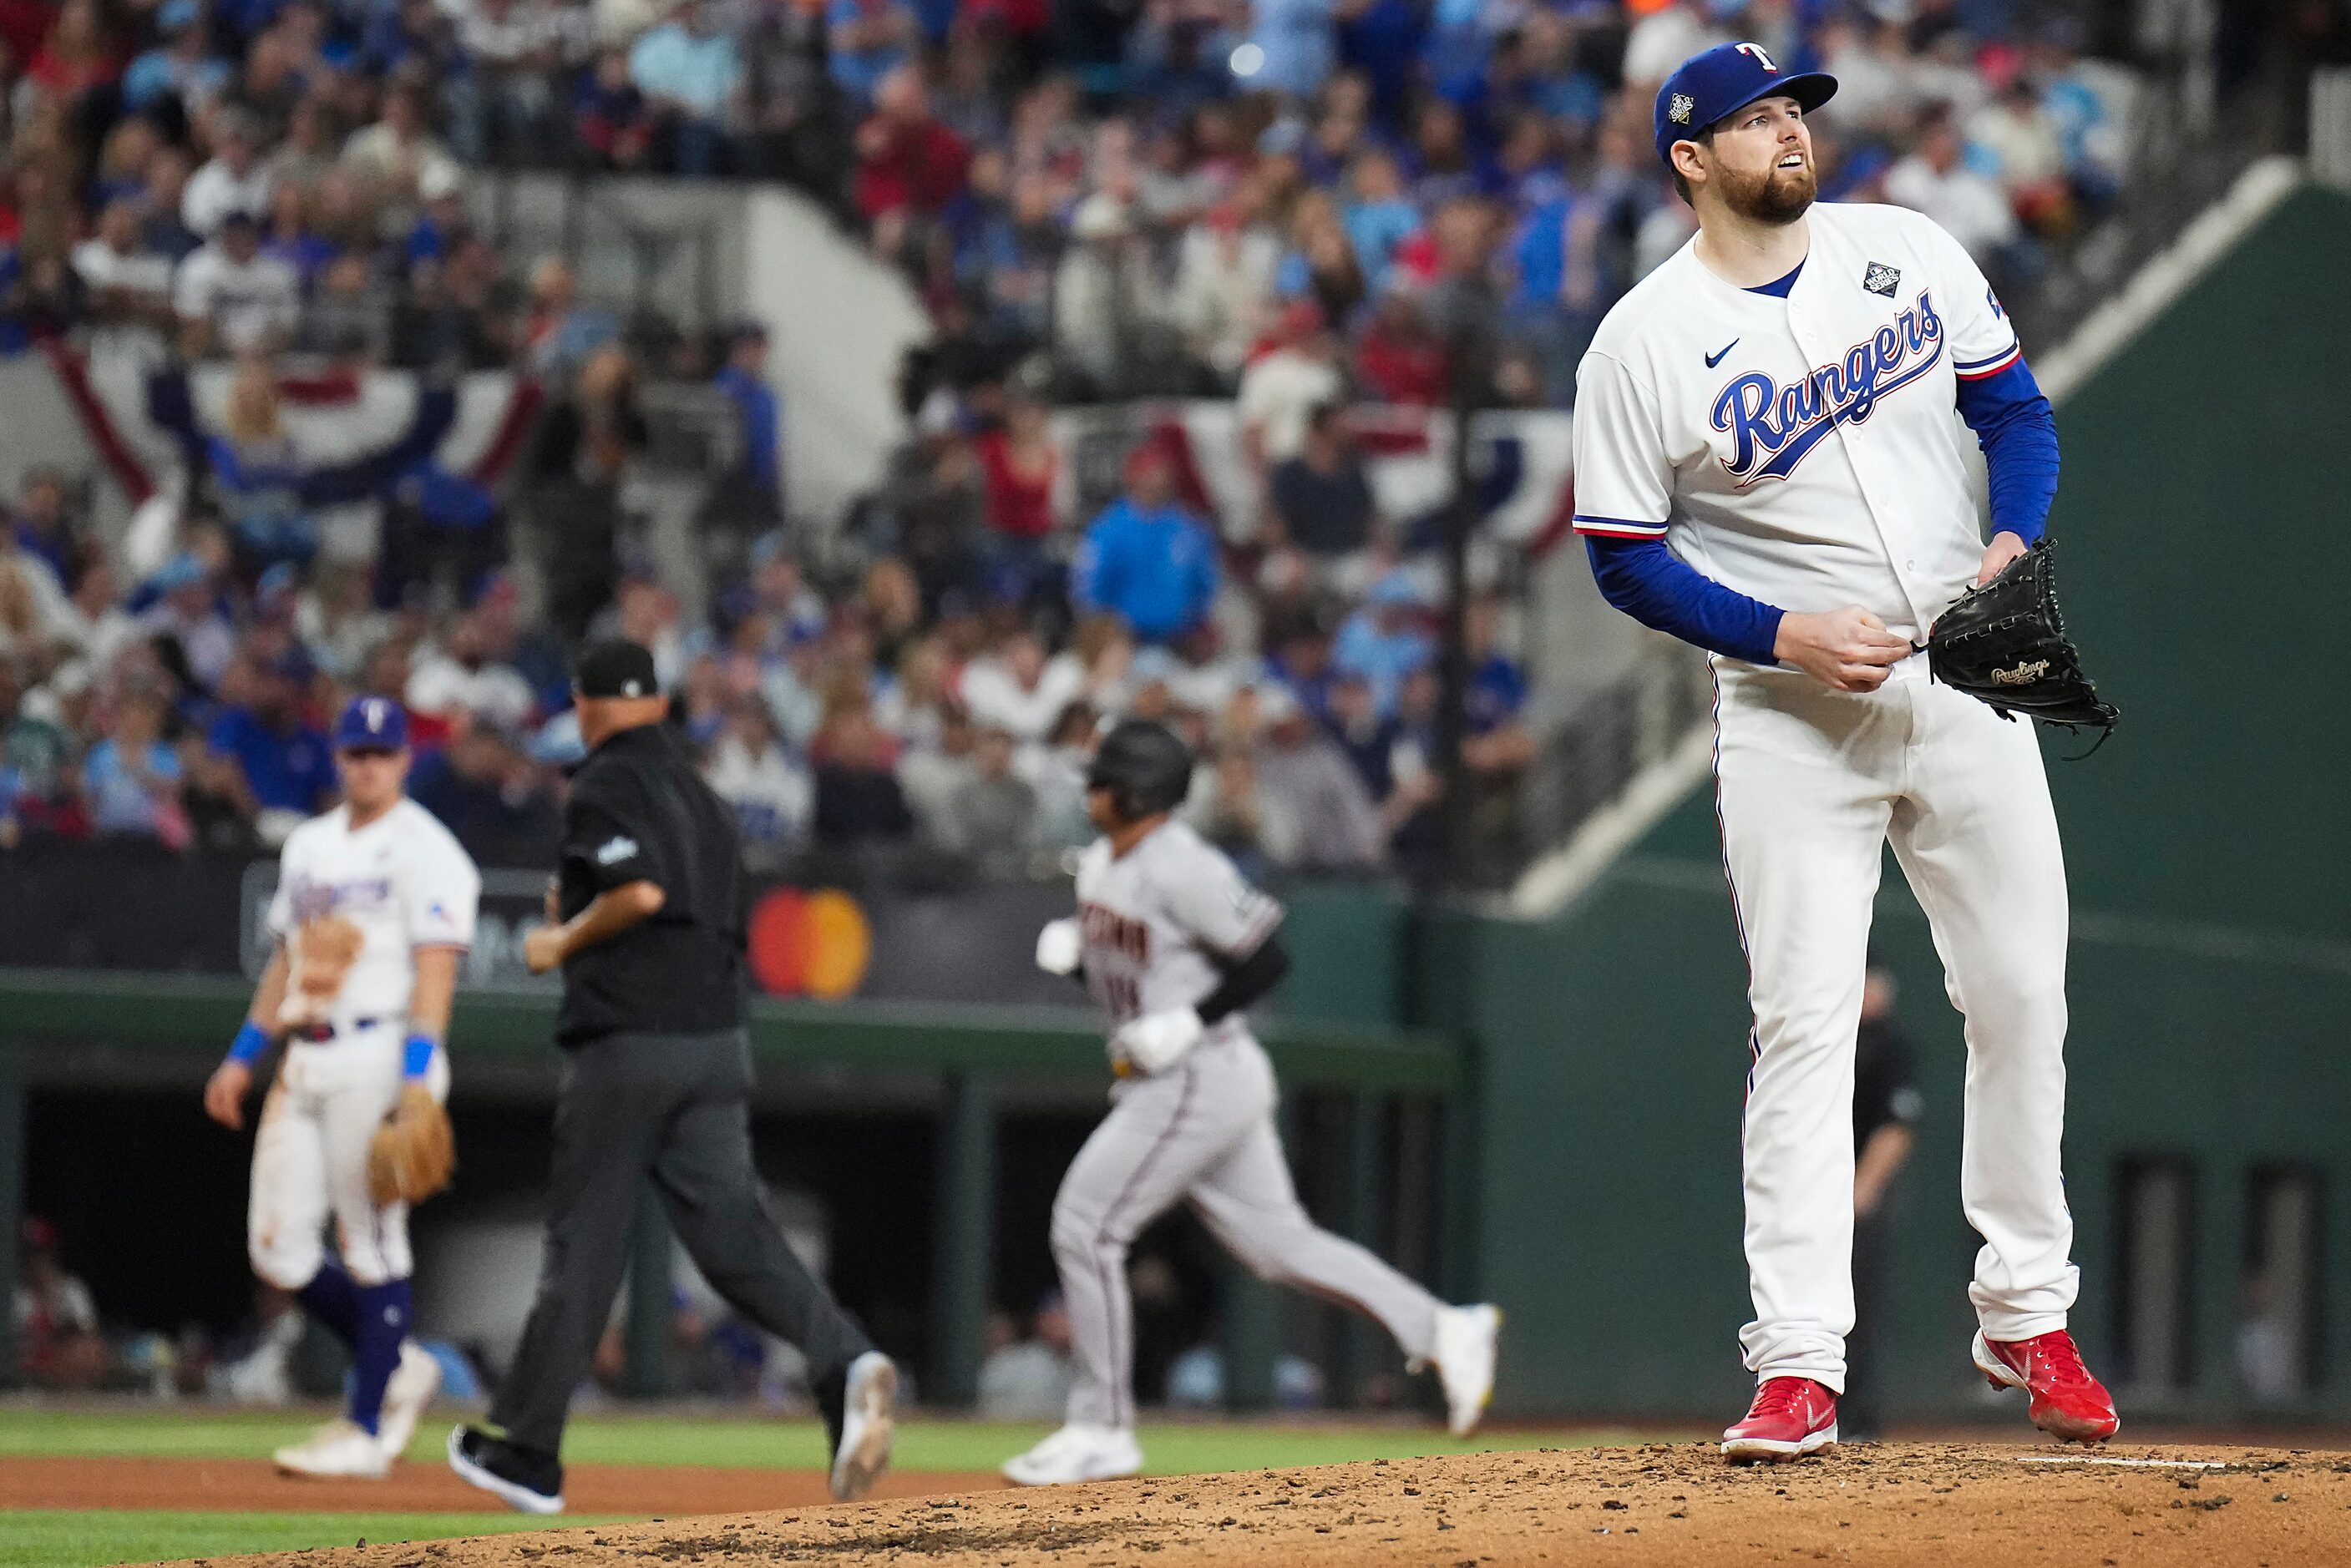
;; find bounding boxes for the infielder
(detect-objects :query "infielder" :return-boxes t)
[1001,719,1500,1486]
[1572,43,2119,1459]
[204,696,479,1477]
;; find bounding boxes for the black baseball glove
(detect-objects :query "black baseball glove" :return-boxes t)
[1925,539,2119,739]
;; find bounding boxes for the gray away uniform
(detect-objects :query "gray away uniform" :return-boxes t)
[1052,820,1441,1428]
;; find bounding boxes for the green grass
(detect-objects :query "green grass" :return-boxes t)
[0,1405,1644,1473]
[0,1511,622,1567]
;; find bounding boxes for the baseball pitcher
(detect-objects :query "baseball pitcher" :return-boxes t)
[1572,43,2120,1459]
[1001,719,1501,1486]
[204,696,479,1478]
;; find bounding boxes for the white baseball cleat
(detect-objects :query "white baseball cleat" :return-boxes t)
[274,1418,393,1479]
[829,1351,899,1501]
[373,1341,442,1463]
[1431,1302,1502,1437]
[1001,1424,1144,1486]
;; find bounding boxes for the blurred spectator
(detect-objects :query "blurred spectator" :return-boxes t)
[702,321,783,552]
[295,250,392,362]
[10,468,89,588]
[450,0,567,166]
[933,721,1037,875]
[407,609,539,736]
[960,625,1082,742]
[174,209,301,356]
[1843,965,1921,1441]
[1354,279,1447,406]
[576,47,657,169]
[82,681,189,843]
[1237,301,1344,477]
[1183,740,1297,876]
[1330,571,1431,718]
[342,84,464,230]
[809,684,915,843]
[1070,445,1218,645]
[1884,103,2024,275]
[1265,402,1376,561]
[15,1217,109,1391]
[408,719,561,863]
[972,393,1058,589]
[827,0,917,104]
[975,1293,1074,1420]
[183,113,275,239]
[630,0,744,175]
[73,200,176,348]
[205,647,335,835]
[1970,75,2072,237]
[1250,688,1380,871]
[138,551,236,691]
[702,694,811,862]
[1170,199,1279,382]
[521,255,621,377]
[854,64,970,221]
[529,342,645,640]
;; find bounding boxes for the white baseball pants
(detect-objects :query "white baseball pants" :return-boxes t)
[1050,1034,1441,1429]
[1715,655,2080,1392]
[249,1028,447,1289]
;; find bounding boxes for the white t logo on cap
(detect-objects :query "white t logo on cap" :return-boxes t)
[1735,41,1779,71]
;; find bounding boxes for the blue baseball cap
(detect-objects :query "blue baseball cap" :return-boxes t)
[1654,41,1837,169]
[333,695,409,752]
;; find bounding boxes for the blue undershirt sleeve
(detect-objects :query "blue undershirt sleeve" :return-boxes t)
[1953,357,2059,546]
[1585,535,1786,667]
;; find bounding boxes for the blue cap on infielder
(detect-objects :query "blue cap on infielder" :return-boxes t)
[333,695,409,752]
[1654,42,1837,169]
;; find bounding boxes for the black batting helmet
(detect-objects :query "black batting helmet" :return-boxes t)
[1087,718,1193,822]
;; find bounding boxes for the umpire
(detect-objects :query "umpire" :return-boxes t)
[449,640,898,1515]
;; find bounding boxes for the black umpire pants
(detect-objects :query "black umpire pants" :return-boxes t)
[490,1028,874,1453]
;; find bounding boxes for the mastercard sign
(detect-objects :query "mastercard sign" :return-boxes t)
[746,888,873,999]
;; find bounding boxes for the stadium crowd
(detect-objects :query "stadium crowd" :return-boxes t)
[0,397,1536,881]
[0,0,2135,386]
[0,0,2141,893]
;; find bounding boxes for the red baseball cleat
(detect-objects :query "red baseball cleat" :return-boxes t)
[1973,1329,2120,1443]
[1721,1376,1839,1462]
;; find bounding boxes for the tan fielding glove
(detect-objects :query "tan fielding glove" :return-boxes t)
[367,1084,456,1206]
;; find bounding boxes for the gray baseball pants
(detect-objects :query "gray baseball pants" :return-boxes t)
[1050,1034,1440,1428]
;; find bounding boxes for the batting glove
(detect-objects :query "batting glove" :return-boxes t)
[1113,1007,1204,1075]
[1035,917,1083,976]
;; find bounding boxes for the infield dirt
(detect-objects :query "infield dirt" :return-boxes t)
[166,1441,2351,1567]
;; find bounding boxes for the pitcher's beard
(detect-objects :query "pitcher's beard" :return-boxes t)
[1719,161,1817,225]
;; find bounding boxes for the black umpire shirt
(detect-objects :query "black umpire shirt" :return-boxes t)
[555,721,747,1045]
[1853,1013,1923,1154]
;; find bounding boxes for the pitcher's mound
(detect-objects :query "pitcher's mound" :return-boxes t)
[181,1441,2351,1566]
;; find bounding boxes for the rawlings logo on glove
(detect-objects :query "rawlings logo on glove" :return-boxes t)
[1926,540,2118,746]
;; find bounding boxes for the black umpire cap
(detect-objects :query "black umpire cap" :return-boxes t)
[1087,718,1193,820]
[575,639,661,701]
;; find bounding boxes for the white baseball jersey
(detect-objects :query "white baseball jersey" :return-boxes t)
[1571,201,2019,645]
[266,798,481,1030]
[1073,820,1283,1044]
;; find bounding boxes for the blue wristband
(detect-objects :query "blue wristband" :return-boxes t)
[226,1020,269,1065]
[403,1034,436,1079]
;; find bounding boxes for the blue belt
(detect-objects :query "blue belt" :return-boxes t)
[293,1016,383,1044]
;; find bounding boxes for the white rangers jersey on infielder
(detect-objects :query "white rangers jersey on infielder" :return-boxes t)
[1571,201,2021,647]
[1075,820,1283,1047]
[266,799,482,1031]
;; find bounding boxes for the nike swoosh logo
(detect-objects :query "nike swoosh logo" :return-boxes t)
[1705,339,1739,368]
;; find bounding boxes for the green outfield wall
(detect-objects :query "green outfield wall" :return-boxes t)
[1442,180,2351,1423]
